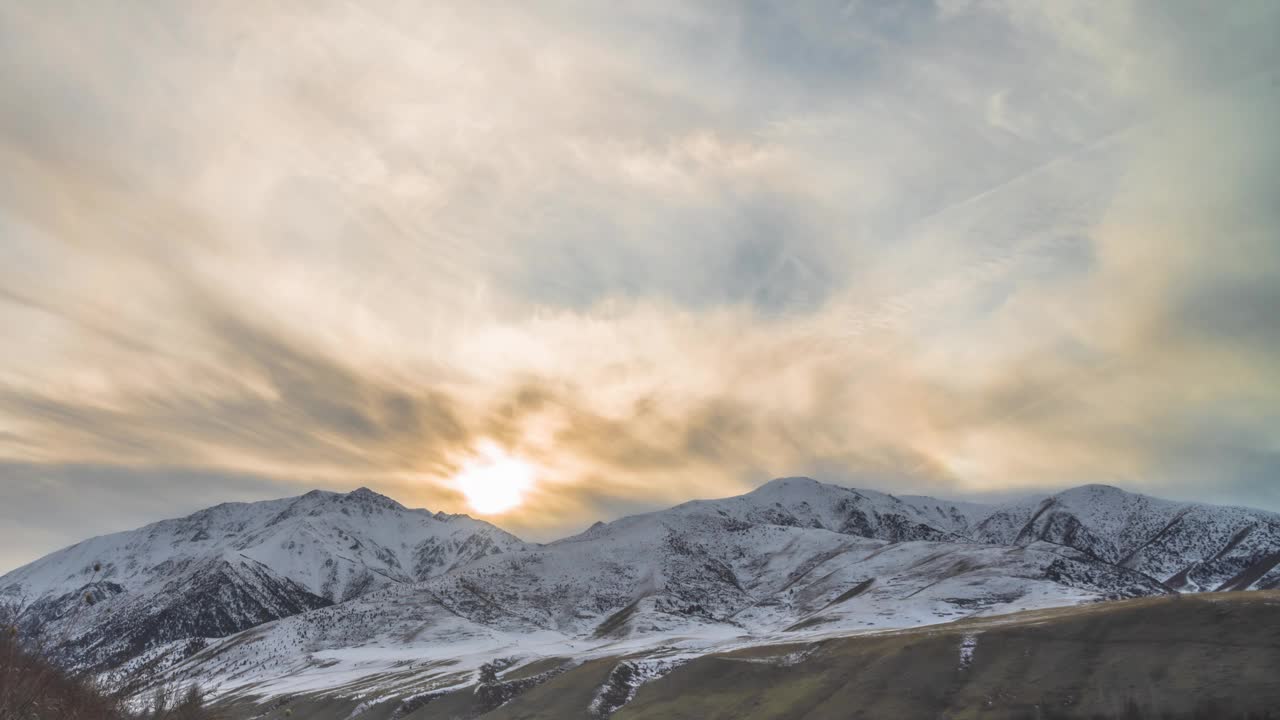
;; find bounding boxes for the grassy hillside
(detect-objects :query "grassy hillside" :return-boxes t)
[218,591,1280,720]
[608,592,1280,719]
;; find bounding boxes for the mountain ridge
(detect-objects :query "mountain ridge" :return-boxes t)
[2,478,1278,699]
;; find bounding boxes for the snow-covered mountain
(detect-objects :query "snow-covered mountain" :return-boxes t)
[0,487,527,671]
[2,477,1277,701]
[973,484,1280,591]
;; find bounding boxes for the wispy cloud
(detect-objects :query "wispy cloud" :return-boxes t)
[1,1,1278,566]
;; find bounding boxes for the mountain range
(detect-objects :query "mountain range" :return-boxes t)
[3,478,1278,714]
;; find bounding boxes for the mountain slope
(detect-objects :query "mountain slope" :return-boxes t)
[153,528,1168,705]
[424,480,1166,641]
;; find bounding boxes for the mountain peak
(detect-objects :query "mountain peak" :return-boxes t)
[1047,484,1178,514]
[347,486,386,499]
[301,488,338,499]
[754,476,823,492]
[342,486,406,509]
[1056,483,1130,498]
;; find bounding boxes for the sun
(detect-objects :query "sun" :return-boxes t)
[453,442,536,515]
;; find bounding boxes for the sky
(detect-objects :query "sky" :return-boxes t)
[1,1,1278,572]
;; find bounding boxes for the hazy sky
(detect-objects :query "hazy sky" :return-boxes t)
[1,1,1278,572]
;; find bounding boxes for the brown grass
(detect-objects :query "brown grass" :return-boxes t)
[0,630,222,720]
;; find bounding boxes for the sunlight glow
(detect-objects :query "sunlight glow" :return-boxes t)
[453,442,536,515]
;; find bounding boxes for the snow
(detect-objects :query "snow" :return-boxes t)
[588,656,691,717]
[958,633,978,670]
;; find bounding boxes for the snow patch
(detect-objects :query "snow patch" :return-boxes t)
[958,633,979,670]
[588,657,689,718]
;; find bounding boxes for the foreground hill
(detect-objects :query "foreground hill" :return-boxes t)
[204,590,1280,719]
[531,591,1280,720]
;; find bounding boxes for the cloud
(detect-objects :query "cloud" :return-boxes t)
[0,1,1278,569]
[0,462,300,574]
